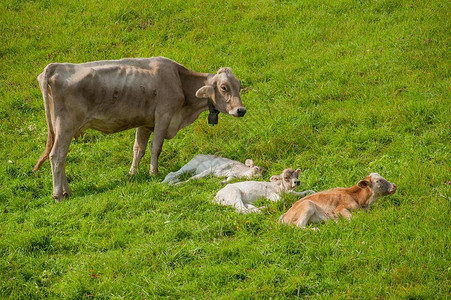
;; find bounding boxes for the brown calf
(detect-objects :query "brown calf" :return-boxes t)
[279,173,397,228]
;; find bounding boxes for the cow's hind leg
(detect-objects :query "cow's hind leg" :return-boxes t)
[49,126,74,202]
[129,127,152,175]
[162,156,204,184]
[170,169,211,185]
[295,200,327,228]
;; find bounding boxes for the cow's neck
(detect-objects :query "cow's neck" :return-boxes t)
[178,70,215,125]
[180,70,213,110]
[242,168,254,178]
[348,185,374,207]
[272,182,287,194]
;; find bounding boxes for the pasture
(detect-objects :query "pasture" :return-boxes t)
[1,0,450,298]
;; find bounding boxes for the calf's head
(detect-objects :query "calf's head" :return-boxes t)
[195,68,246,117]
[270,168,301,192]
[358,173,397,198]
[244,159,265,178]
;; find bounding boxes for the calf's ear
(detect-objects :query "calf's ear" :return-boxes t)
[295,168,301,177]
[196,85,215,99]
[245,159,254,167]
[217,67,232,75]
[270,175,280,182]
[357,180,371,188]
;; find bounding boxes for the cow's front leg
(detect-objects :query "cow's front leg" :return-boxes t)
[189,169,213,181]
[268,193,281,202]
[129,127,152,175]
[220,176,235,184]
[150,116,171,176]
[243,203,262,214]
[336,207,352,221]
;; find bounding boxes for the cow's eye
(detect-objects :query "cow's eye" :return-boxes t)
[221,85,227,92]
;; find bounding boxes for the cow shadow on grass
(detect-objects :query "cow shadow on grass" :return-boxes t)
[73,180,123,198]
[69,172,164,198]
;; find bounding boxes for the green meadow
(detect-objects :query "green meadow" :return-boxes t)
[1,0,450,298]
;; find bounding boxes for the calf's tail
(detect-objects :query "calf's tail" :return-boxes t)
[278,214,286,224]
[33,64,56,172]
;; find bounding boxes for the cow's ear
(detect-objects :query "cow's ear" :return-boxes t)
[270,175,281,182]
[196,85,215,99]
[358,180,370,188]
[295,168,301,177]
[245,159,254,167]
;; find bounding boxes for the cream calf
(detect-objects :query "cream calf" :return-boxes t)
[162,154,264,184]
[214,168,315,214]
[279,173,397,228]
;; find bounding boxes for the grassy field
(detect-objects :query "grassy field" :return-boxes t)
[1,0,450,298]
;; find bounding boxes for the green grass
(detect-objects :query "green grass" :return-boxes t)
[1,0,450,298]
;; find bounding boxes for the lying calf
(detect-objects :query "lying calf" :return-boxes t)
[162,154,264,184]
[214,168,315,214]
[279,173,397,228]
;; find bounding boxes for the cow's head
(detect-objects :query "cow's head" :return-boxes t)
[244,159,265,178]
[270,168,302,192]
[196,68,246,117]
[358,173,397,197]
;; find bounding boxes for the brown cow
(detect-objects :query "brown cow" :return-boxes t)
[279,173,397,228]
[33,57,246,202]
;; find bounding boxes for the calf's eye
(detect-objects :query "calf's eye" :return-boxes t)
[221,86,227,92]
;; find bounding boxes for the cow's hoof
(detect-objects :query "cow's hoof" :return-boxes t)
[129,168,136,175]
[53,195,62,203]
[53,192,70,202]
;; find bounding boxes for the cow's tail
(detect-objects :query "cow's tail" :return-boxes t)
[33,64,56,172]
[278,214,286,224]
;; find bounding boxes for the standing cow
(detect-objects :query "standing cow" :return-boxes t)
[33,57,246,202]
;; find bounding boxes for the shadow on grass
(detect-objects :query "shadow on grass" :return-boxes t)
[72,171,165,198]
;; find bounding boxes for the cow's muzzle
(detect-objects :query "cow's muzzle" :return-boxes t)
[389,184,397,194]
[230,107,246,117]
[237,107,246,117]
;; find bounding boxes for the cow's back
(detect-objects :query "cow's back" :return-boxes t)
[47,57,186,133]
[287,187,359,215]
[227,181,277,202]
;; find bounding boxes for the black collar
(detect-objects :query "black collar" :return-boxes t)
[208,99,219,125]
